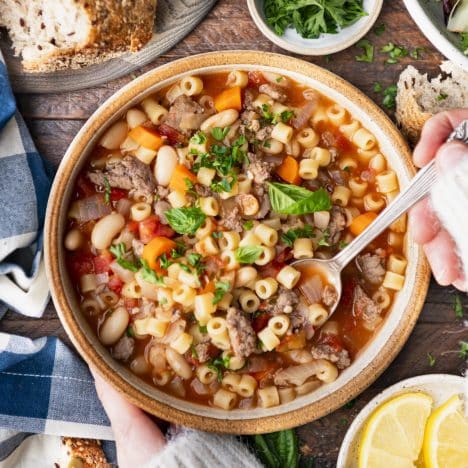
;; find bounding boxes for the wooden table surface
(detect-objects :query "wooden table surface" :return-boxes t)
[2,0,466,466]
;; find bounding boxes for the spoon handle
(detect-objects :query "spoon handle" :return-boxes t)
[332,159,436,271]
[332,119,468,272]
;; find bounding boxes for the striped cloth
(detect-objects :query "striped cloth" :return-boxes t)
[0,52,115,463]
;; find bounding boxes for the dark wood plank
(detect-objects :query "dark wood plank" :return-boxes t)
[1,0,465,466]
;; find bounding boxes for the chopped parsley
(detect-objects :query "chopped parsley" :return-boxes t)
[213,281,231,304]
[126,326,134,337]
[454,295,464,319]
[381,43,409,64]
[382,84,398,110]
[208,355,231,381]
[158,252,173,270]
[190,131,207,145]
[170,241,187,259]
[235,246,263,264]
[211,127,230,141]
[355,39,374,63]
[198,324,208,334]
[338,240,349,249]
[281,224,315,247]
[427,352,436,367]
[437,93,448,102]
[374,23,385,36]
[109,243,139,272]
[140,259,165,285]
[318,229,331,247]
[458,341,468,360]
[103,177,111,205]
[280,110,295,123]
[374,82,383,93]
[243,220,254,231]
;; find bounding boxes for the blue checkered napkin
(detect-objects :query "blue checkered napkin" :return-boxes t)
[0,52,115,462]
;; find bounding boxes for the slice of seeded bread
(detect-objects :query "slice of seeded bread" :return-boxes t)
[0,0,157,73]
[62,437,109,468]
[396,61,468,144]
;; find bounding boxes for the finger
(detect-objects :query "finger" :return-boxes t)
[452,277,468,293]
[423,229,462,286]
[435,142,468,174]
[93,370,166,467]
[409,198,440,244]
[413,109,468,168]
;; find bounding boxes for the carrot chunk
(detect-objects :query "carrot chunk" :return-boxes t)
[276,155,301,184]
[128,126,163,151]
[142,236,177,270]
[169,164,197,193]
[349,212,378,236]
[214,86,242,112]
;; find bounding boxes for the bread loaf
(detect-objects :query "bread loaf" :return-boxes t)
[396,61,468,144]
[0,0,157,72]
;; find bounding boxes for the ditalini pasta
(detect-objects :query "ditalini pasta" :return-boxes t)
[65,70,407,410]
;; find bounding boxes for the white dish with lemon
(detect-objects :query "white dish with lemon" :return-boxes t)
[337,374,468,467]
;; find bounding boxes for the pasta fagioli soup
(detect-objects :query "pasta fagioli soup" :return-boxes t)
[65,70,407,410]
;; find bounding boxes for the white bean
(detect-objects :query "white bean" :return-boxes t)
[91,213,125,250]
[126,108,147,129]
[64,228,84,250]
[99,121,128,150]
[154,146,178,186]
[99,306,129,345]
[165,347,192,380]
[200,109,239,132]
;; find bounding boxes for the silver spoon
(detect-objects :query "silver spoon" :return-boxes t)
[292,120,468,316]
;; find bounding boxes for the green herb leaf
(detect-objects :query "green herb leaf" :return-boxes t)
[165,207,206,235]
[254,430,299,468]
[207,356,230,381]
[281,225,315,247]
[374,23,385,36]
[158,253,173,270]
[109,243,139,272]
[458,341,468,359]
[213,281,231,304]
[190,131,207,145]
[267,183,332,215]
[243,220,254,231]
[382,84,398,110]
[454,295,464,318]
[235,246,263,264]
[281,110,295,123]
[355,39,374,63]
[103,177,111,205]
[437,93,448,102]
[140,259,165,285]
[211,127,230,141]
[374,82,382,93]
[126,326,134,337]
[427,352,436,367]
[198,324,208,334]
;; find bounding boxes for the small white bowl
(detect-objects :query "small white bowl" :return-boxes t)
[247,0,383,56]
[403,0,468,71]
[337,374,467,468]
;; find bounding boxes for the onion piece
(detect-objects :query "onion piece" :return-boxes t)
[291,101,317,129]
[161,319,186,345]
[68,195,112,222]
[110,260,135,283]
[299,274,323,304]
[116,198,132,217]
[447,0,468,32]
[191,378,210,395]
[95,273,109,285]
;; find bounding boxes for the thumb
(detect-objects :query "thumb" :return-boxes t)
[92,369,166,468]
[435,142,467,174]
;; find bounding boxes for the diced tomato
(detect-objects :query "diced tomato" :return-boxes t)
[157,123,186,145]
[68,252,95,278]
[110,188,128,201]
[124,298,139,312]
[247,71,268,87]
[139,215,160,243]
[334,131,353,153]
[127,220,139,234]
[252,313,270,333]
[93,251,113,274]
[108,275,123,294]
[319,332,344,352]
[76,175,96,198]
[154,223,175,238]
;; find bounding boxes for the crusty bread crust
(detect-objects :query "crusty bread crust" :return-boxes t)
[23,0,157,73]
[62,437,109,468]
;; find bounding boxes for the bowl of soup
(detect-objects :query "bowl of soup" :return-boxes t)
[44,51,430,434]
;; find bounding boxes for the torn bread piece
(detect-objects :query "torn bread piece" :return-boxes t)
[396,61,468,144]
[0,0,157,73]
[62,437,109,468]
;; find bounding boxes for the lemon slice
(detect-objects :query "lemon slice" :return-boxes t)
[423,394,468,468]
[358,392,433,468]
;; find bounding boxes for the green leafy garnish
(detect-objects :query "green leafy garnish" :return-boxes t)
[211,231,224,239]
[170,241,187,259]
[355,39,374,63]
[210,175,237,194]
[207,356,230,381]
[373,82,382,93]
[211,127,230,141]
[454,295,464,319]
[382,84,398,110]
[126,326,134,338]
[460,33,468,54]
[235,246,263,264]
[263,0,367,39]
[165,207,206,235]
[253,430,299,468]
[198,324,208,334]
[213,281,231,304]
[281,110,295,123]
[103,177,111,205]
[427,352,436,367]
[281,225,315,247]
[109,243,139,272]
[458,341,468,359]
[140,259,165,286]
[158,253,173,270]
[267,183,331,215]
[381,43,409,64]
[243,220,254,231]
[190,344,198,359]
[190,131,207,145]
[374,23,385,36]
[318,228,331,247]
[437,93,448,102]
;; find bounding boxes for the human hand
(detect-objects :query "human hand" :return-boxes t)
[92,369,166,468]
[410,109,468,291]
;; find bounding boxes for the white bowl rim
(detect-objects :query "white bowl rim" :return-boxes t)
[403,0,468,71]
[337,373,467,467]
[246,0,383,56]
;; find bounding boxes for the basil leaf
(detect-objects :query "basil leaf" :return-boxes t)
[213,281,231,304]
[211,127,230,141]
[267,183,331,215]
[165,207,206,235]
[235,246,263,264]
[140,259,165,286]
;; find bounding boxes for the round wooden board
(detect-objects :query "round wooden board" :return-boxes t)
[0,0,217,94]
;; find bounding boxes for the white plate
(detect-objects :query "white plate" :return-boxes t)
[337,374,467,468]
[403,0,468,71]
[247,0,383,56]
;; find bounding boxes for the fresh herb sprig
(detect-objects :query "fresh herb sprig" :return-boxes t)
[109,243,139,272]
[281,225,315,247]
